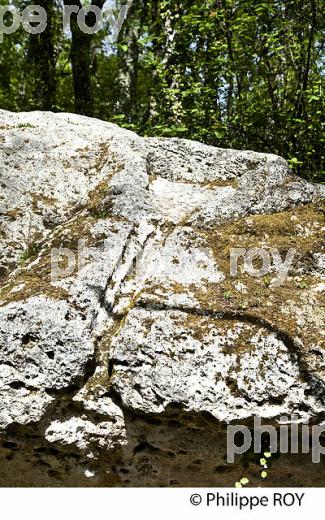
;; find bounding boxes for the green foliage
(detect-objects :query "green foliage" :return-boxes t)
[0,0,323,181]
[235,445,277,487]
[115,0,325,181]
[19,243,41,264]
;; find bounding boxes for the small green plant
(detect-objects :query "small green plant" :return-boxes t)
[19,242,40,264]
[224,291,231,300]
[235,477,250,488]
[16,123,36,129]
[263,275,272,287]
[297,280,309,289]
[259,451,272,480]
[19,215,40,265]
[89,207,111,219]
[234,446,275,488]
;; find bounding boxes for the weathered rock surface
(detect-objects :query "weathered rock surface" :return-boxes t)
[0,110,324,486]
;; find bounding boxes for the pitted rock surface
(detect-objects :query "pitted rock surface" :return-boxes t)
[0,110,324,486]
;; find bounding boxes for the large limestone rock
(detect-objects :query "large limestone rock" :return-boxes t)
[0,110,324,486]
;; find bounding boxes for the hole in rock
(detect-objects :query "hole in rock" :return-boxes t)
[3,441,18,449]
[21,332,38,346]
[9,381,25,390]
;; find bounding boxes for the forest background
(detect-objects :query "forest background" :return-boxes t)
[0,0,324,181]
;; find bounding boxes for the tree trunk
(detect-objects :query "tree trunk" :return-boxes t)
[28,0,57,110]
[64,0,105,117]
[70,21,94,116]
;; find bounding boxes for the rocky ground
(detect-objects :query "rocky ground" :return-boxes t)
[0,110,324,486]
